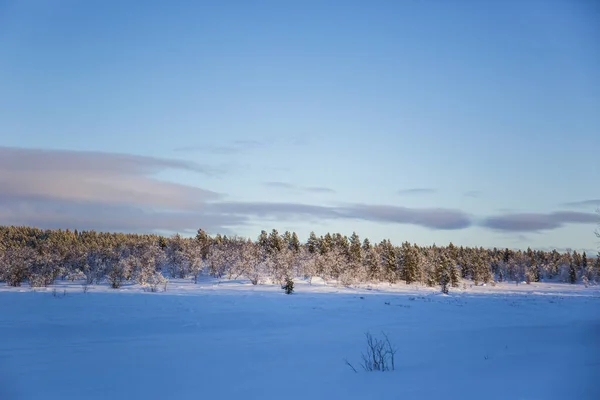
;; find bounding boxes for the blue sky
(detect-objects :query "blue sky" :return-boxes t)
[0,0,598,252]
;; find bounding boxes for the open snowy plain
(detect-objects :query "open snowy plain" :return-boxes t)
[1,279,599,400]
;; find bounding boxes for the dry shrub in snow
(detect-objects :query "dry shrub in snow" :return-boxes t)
[346,332,397,373]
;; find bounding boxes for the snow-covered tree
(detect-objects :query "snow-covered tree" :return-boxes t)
[0,246,31,287]
[206,242,228,278]
[400,242,419,285]
[307,231,319,254]
[186,240,206,284]
[166,234,189,279]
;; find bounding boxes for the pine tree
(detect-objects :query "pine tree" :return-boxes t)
[349,232,362,264]
[362,238,371,251]
[289,232,300,253]
[379,240,398,283]
[258,230,269,250]
[307,231,319,254]
[363,245,380,281]
[569,260,577,284]
[282,231,292,245]
[572,251,582,270]
[438,255,451,294]
[400,242,419,285]
[283,277,294,294]
[334,233,350,255]
[195,228,211,260]
[449,259,460,288]
[503,248,511,264]
[321,233,333,254]
[268,229,282,253]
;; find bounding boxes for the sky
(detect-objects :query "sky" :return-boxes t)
[0,0,599,252]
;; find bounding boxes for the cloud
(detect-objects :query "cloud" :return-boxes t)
[397,188,436,196]
[338,204,472,230]
[210,202,471,230]
[209,202,343,219]
[561,199,600,209]
[464,190,482,198]
[0,199,245,234]
[264,181,296,189]
[0,146,219,175]
[3,147,596,236]
[174,139,264,154]
[0,146,232,233]
[263,182,336,194]
[480,211,599,232]
[0,147,221,210]
[305,187,336,194]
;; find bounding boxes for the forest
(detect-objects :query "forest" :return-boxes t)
[1,225,599,293]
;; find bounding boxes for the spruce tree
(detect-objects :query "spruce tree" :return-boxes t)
[195,228,211,260]
[438,255,451,294]
[362,238,371,251]
[321,233,333,254]
[569,260,577,284]
[401,242,419,285]
[307,231,319,254]
[449,258,460,287]
[258,230,269,251]
[289,232,300,253]
[448,242,458,264]
[380,240,398,283]
[572,251,582,270]
[268,229,282,253]
[349,232,362,264]
[282,231,292,250]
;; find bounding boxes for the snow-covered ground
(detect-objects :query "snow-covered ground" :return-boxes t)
[1,279,599,400]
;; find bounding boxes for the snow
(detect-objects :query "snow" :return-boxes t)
[1,279,599,400]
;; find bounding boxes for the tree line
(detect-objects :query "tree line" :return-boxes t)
[0,225,598,292]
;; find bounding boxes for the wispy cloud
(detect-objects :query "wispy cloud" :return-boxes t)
[464,190,482,198]
[305,187,336,194]
[397,188,436,196]
[2,147,597,236]
[0,199,244,235]
[338,204,471,230]
[0,147,230,233]
[264,181,296,189]
[480,211,599,232]
[210,202,471,230]
[263,182,336,194]
[0,147,221,209]
[173,139,264,154]
[561,199,600,209]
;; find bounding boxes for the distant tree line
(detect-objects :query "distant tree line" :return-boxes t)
[0,225,598,292]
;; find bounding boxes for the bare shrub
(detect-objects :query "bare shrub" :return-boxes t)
[346,332,397,372]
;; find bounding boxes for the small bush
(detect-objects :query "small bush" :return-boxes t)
[142,272,168,293]
[282,278,294,294]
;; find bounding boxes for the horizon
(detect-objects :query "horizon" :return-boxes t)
[1,1,599,253]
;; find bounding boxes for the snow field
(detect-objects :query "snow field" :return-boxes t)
[0,279,599,400]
